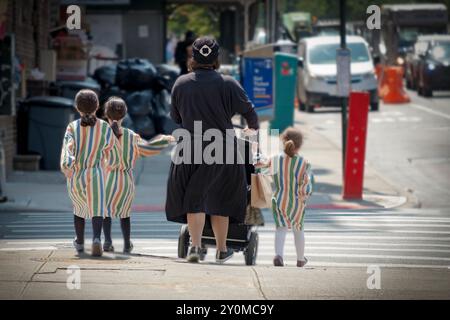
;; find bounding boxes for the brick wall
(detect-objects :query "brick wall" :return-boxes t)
[0,116,16,175]
[6,0,49,70]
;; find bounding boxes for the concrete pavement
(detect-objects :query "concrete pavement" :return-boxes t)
[1,248,449,300]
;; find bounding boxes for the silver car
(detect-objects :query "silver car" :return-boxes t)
[297,36,379,112]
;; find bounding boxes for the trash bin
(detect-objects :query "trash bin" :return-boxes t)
[24,96,75,170]
[270,52,298,132]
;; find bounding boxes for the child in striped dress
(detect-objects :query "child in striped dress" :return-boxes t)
[258,127,314,267]
[101,97,174,253]
[60,89,120,257]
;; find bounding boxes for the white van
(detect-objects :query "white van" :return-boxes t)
[297,35,379,112]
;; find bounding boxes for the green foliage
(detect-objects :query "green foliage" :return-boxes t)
[167,4,220,39]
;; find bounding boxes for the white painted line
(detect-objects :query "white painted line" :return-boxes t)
[304,246,450,254]
[141,246,450,254]
[0,246,57,251]
[258,228,450,235]
[289,253,450,261]
[410,103,450,120]
[306,217,450,223]
[256,235,450,241]
[290,261,450,269]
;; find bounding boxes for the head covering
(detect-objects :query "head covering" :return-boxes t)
[192,37,220,65]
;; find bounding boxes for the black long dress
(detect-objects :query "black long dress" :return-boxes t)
[165,68,259,224]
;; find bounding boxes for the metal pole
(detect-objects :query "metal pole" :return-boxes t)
[244,2,249,50]
[339,0,347,172]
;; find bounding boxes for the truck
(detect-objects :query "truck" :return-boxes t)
[380,4,448,66]
[282,12,313,43]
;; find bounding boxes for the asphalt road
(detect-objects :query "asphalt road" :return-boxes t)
[300,89,450,209]
[1,208,449,269]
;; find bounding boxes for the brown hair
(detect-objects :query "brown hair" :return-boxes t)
[75,89,99,127]
[188,57,220,72]
[104,97,128,138]
[281,127,303,157]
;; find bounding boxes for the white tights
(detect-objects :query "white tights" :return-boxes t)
[275,227,305,261]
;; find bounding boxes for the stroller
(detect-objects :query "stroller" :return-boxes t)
[177,137,260,266]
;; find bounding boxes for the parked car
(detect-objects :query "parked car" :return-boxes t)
[406,35,450,97]
[297,36,379,112]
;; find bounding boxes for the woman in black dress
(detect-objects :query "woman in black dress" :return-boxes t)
[166,37,259,263]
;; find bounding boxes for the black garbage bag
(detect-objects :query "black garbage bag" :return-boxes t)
[152,89,171,118]
[153,115,180,135]
[125,90,154,117]
[122,113,134,130]
[116,58,157,91]
[93,64,116,89]
[133,115,156,139]
[155,64,180,91]
[99,86,127,105]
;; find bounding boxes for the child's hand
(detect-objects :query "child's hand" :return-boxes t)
[242,127,258,137]
[254,160,270,169]
[162,135,176,143]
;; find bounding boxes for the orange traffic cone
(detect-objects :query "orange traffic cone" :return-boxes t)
[381,66,410,104]
[375,64,387,98]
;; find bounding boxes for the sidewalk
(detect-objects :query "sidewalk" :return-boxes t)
[1,248,449,299]
[0,110,408,213]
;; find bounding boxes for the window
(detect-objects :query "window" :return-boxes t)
[308,42,370,65]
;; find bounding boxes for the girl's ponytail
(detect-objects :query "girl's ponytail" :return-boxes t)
[110,120,122,138]
[281,127,303,158]
[284,140,296,157]
[104,97,127,139]
[80,113,97,127]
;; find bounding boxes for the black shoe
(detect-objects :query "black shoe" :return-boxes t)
[91,238,103,257]
[216,248,234,264]
[187,246,201,263]
[199,246,207,261]
[123,241,133,254]
[73,238,84,254]
[103,242,114,252]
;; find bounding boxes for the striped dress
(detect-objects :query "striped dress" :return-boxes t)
[105,128,169,219]
[271,153,314,231]
[60,119,120,219]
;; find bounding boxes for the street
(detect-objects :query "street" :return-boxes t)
[302,89,450,209]
[0,208,449,269]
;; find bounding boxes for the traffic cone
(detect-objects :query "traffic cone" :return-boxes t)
[381,66,410,104]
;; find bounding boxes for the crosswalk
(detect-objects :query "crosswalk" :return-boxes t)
[1,209,450,269]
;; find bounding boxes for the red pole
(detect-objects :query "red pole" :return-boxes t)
[343,91,370,200]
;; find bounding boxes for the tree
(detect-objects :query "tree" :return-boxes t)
[167,4,220,39]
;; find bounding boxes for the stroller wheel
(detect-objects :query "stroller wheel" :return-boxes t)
[244,232,258,266]
[178,225,190,258]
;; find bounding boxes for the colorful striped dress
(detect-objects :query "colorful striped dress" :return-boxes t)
[271,153,314,231]
[105,128,169,219]
[60,119,120,219]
